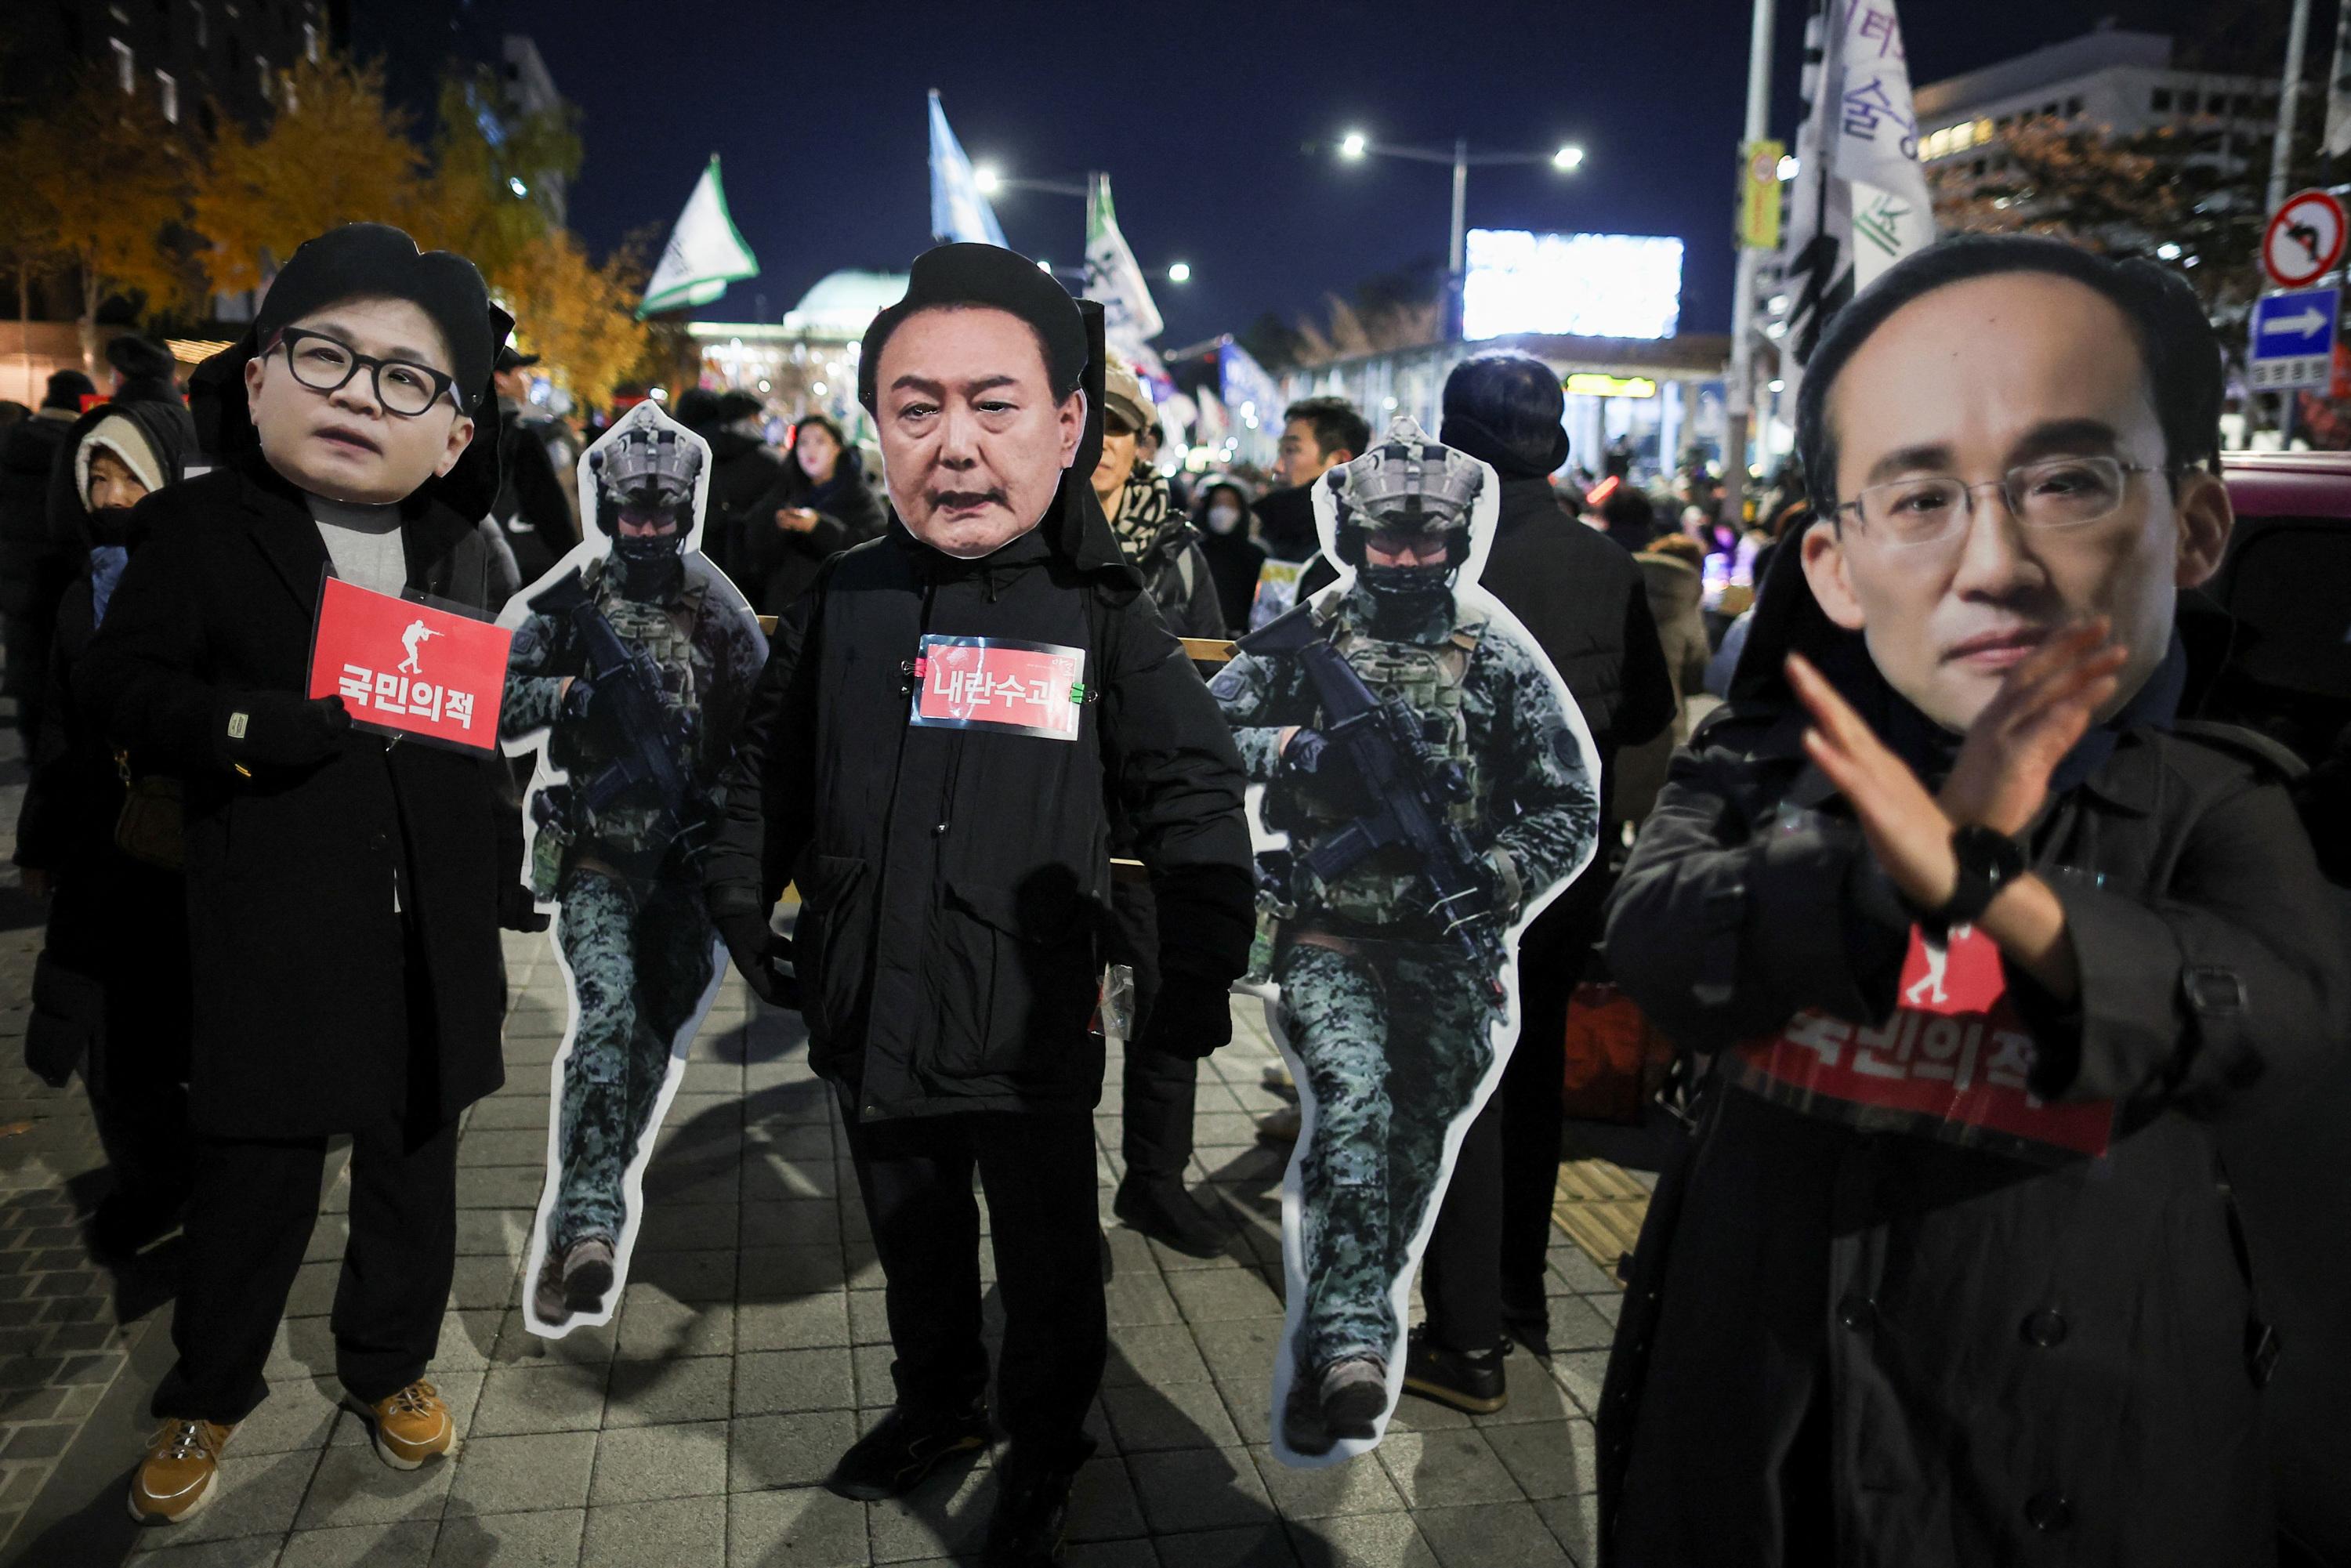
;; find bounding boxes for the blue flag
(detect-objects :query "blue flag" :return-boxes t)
[928,90,1008,247]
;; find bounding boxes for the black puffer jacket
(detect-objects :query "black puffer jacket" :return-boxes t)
[1596,531,2351,1567]
[705,331,1252,1120]
[701,426,786,585]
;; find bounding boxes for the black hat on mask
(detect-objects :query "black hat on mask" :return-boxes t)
[857,243,1089,411]
[189,223,511,517]
[254,223,498,411]
[105,334,178,386]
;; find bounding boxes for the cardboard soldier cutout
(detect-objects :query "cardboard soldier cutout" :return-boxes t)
[1208,417,1600,1465]
[502,400,768,1336]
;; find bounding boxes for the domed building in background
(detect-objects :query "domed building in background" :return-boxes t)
[686,270,910,441]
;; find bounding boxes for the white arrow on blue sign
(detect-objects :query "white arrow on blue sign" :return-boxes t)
[2249,286,2340,390]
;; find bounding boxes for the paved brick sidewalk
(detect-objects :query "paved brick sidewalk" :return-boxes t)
[2,922,1621,1567]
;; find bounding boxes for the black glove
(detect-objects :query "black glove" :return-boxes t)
[716,911,799,1009]
[1138,975,1234,1060]
[219,691,351,770]
[499,880,550,933]
[1281,727,1371,813]
[559,676,598,724]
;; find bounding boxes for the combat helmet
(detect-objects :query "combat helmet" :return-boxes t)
[589,404,704,596]
[1327,415,1483,615]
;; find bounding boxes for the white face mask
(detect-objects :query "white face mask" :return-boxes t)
[1205,503,1243,535]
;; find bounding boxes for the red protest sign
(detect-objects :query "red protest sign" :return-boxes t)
[307,576,511,751]
[1730,925,2112,1164]
[909,635,1085,741]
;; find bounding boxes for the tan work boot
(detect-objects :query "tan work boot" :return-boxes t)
[128,1418,234,1523]
[357,1381,458,1469]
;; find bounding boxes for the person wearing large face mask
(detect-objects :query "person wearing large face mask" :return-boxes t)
[1595,234,2350,1568]
[701,244,1252,1566]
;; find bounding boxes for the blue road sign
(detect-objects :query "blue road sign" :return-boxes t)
[2249,287,2339,390]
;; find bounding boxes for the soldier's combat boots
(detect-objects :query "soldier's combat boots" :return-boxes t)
[533,1235,618,1326]
[128,1418,234,1524]
[1281,1354,1389,1455]
[824,1403,992,1501]
[1403,1325,1509,1414]
[1113,1175,1231,1259]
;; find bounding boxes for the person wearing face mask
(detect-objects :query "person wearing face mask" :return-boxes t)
[78,223,534,1525]
[14,401,197,1262]
[738,411,886,614]
[1193,476,1266,632]
[701,244,1252,1566]
[1597,235,2350,1567]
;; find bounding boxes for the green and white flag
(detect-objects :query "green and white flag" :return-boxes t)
[638,156,759,319]
[1085,174,1163,359]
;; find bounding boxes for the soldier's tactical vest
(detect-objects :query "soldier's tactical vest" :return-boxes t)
[1291,606,1490,931]
[582,565,709,856]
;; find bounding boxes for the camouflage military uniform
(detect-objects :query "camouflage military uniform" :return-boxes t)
[1212,578,1597,1399]
[504,554,766,1261]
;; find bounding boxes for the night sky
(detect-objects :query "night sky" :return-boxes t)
[365,0,2263,346]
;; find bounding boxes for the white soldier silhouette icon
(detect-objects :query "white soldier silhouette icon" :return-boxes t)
[1905,932,1953,1007]
[400,619,441,675]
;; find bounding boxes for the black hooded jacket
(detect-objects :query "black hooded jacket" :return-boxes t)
[1596,520,2351,1568]
[75,323,525,1139]
[16,400,199,885]
[704,306,1254,1120]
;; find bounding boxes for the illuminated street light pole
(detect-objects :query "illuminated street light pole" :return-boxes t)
[1321,132,1587,340]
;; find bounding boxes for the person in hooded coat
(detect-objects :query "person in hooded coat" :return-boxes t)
[14,401,198,1258]
[701,244,1253,1566]
[2,369,96,748]
[1596,235,2350,1568]
[77,223,534,1525]
[1193,476,1266,632]
[737,411,886,615]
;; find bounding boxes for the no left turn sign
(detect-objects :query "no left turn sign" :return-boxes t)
[2263,190,2349,290]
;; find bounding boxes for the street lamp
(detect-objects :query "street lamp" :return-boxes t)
[1317,130,1590,339]
[974,162,1002,194]
[1167,262,1192,284]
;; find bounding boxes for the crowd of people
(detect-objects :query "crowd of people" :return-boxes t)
[0,217,2343,1568]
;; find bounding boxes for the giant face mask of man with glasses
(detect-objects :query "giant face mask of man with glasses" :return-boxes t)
[1801,268,2233,733]
[244,296,479,505]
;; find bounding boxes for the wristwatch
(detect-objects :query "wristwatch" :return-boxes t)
[1919,824,2027,934]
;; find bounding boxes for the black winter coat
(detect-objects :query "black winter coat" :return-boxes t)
[705,502,1253,1121]
[738,449,886,615]
[77,457,521,1139]
[1597,674,2350,1566]
[1196,525,1266,634]
[494,400,579,588]
[699,428,787,588]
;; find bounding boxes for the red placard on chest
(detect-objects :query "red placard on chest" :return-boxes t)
[307,577,511,751]
[909,635,1085,741]
[1730,925,2114,1163]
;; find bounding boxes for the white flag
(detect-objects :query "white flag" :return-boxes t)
[1780,0,1936,367]
[2327,0,2351,158]
[929,90,1008,247]
[637,157,759,319]
[1085,174,1163,360]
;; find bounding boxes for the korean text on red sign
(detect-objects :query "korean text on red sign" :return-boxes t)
[307,577,512,751]
[908,635,1085,742]
[1730,924,2114,1163]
